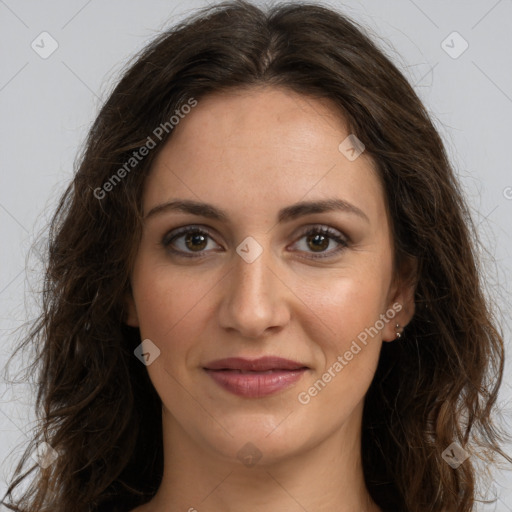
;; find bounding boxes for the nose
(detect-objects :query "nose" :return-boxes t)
[217,242,291,339]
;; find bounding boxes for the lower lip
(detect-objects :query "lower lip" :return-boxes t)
[204,368,308,398]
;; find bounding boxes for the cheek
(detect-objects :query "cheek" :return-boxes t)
[130,257,218,360]
[295,260,391,402]
[130,266,215,418]
[295,288,384,418]
[302,266,390,346]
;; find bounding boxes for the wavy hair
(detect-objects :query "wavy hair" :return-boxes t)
[3,1,510,511]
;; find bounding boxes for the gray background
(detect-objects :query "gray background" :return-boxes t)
[0,0,511,509]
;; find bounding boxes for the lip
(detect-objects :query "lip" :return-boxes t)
[204,356,307,372]
[203,357,309,398]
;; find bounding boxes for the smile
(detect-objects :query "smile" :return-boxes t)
[203,356,310,398]
[204,368,308,398]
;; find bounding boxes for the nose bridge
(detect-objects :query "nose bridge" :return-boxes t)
[234,247,270,299]
[218,240,288,337]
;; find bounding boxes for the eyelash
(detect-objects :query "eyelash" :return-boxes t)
[161,224,349,260]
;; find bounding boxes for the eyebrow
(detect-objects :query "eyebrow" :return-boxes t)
[144,198,370,224]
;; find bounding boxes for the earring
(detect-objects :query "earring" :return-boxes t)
[395,323,402,340]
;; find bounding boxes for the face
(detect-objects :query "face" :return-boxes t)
[125,86,415,466]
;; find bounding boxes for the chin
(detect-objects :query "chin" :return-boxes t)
[196,414,319,467]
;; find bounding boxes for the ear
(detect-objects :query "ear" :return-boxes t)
[382,255,418,342]
[123,287,140,327]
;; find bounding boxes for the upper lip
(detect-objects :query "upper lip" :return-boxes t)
[204,356,308,371]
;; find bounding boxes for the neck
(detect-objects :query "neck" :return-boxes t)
[143,402,381,512]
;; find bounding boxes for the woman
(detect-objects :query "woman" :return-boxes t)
[3,1,510,511]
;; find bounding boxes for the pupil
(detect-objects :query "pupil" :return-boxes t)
[186,232,207,251]
[309,234,328,252]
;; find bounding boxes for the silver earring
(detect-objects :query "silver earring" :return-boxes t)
[395,323,402,339]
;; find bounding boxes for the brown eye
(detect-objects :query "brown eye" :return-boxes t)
[292,226,348,259]
[306,232,330,252]
[184,231,208,251]
[162,226,221,257]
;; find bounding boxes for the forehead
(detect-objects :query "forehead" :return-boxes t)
[145,86,387,227]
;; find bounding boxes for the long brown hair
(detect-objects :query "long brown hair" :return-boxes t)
[3,1,510,511]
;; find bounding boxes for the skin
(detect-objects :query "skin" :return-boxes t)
[125,85,416,512]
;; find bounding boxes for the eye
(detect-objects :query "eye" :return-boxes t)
[161,226,221,258]
[290,225,348,259]
[161,224,349,259]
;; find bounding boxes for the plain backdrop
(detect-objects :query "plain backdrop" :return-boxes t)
[0,0,511,510]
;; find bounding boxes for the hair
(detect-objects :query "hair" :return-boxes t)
[2,1,510,511]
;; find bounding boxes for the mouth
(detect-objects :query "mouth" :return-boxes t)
[203,356,309,398]
[204,356,308,372]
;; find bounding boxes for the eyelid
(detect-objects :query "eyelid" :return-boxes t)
[161,223,349,259]
[161,225,221,253]
[289,224,349,259]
